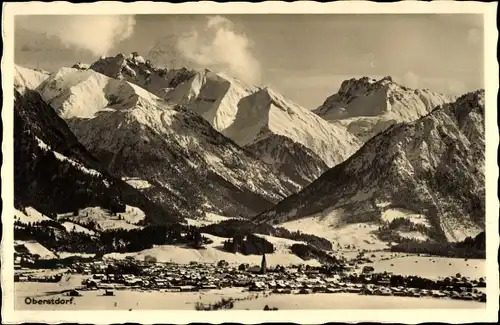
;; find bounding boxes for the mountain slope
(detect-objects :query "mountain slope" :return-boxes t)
[222,87,362,186]
[35,67,298,219]
[89,54,361,187]
[314,76,457,142]
[244,134,329,186]
[255,90,485,243]
[165,69,257,131]
[14,76,181,225]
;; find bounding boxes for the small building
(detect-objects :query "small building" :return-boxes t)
[179,285,198,292]
[248,266,261,274]
[67,290,82,297]
[103,289,114,296]
[362,266,375,274]
[201,284,218,290]
[249,281,267,291]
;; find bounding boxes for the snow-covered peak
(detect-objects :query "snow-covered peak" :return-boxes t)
[162,68,259,131]
[14,65,51,93]
[85,54,359,184]
[316,75,457,119]
[314,76,458,142]
[90,52,197,85]
[88,53,262,132]
[222,86,362,168]
[37,68,167,119]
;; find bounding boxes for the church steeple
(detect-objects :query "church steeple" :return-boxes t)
[261,252,267,274]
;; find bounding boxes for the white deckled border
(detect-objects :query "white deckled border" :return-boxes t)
[1,1,498,324]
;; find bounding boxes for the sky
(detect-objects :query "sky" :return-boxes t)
[14,14,484,108]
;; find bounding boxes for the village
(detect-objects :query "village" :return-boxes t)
[14,251,487,304]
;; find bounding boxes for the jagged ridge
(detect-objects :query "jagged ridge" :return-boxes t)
[314,76,457,142]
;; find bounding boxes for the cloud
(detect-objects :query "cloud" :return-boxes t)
[401,71,420,89]
[16,15,136,56]
[176,15,261,84]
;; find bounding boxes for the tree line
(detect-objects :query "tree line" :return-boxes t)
[390,231,485,259]
[14,221,213,256]
[201,219,332,250]
[222,233,275,255]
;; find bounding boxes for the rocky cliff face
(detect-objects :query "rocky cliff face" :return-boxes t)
[314,76,457,142]
[89,53,198,100]
[244,134,329,187]
[256,90,485,243]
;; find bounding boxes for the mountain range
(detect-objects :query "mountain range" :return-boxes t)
[255,90,485,243]
[28,66,300,219]
[13,52,485,248]
[89,53,362,186]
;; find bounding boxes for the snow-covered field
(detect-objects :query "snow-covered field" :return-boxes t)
[440,220,484,244]
[233,292,484,310]
[58,206,145,231]
[104,232,320,267]
[381,208,431,227]
[280,211,389,251]
[278,203,477,249]
[14,240,57,260]
[254,234,307,251]
[363,253,486,280]
[15,280,483,310]
[122,177,152,190]
[61,222,96,236]
[57,252,96,259]
[185,212,234,227]
[14,207,52,224]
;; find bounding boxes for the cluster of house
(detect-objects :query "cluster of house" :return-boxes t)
[40,256,482,303]
[14,252,486,303]
[14,253,37,269]
[14,272,62,283]
[266,276,486,302]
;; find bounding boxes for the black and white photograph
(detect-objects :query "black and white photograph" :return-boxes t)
[1,1,498,324]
